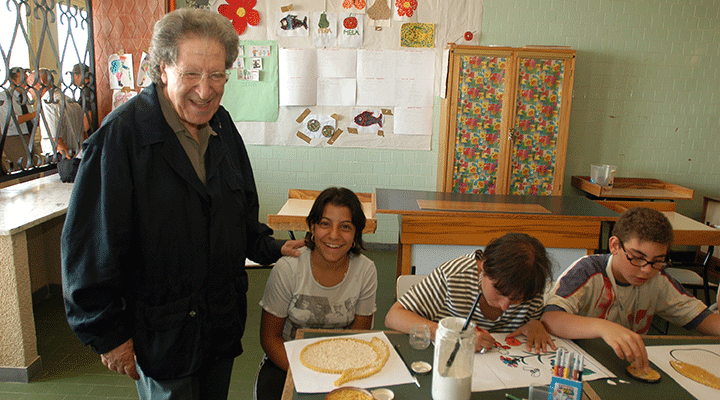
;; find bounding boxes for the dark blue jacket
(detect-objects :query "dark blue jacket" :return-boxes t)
[61,84,283,379]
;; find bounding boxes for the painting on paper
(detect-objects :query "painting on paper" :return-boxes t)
[108,53,134,89]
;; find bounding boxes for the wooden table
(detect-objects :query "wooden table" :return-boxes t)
[283,331,720,400]
[571,176,694,200]
[267,189,377,238]
[282,329,599,400]
[373,188,618,276]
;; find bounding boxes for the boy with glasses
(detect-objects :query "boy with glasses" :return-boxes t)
[542,207,720,372]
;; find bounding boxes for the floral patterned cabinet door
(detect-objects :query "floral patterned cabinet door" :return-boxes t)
[439,45,576,196]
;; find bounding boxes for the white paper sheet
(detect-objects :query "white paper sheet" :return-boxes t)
[393,107,433,135]
[279,48,317,106]
[646,344,720,400]
[317,78,356,106]
[284,332,416,393]
[317,48,357,78]
[471,333,615,392]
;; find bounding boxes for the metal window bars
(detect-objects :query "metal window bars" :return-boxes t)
[1,0,96,180]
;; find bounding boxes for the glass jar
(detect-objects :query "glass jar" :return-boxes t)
[431,316,475,400]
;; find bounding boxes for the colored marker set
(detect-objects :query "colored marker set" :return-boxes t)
[552,349,584,381]
[547,349,584,400]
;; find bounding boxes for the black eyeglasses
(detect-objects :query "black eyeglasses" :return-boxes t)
[619,241,671,271]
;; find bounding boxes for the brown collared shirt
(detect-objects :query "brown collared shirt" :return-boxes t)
[157,86,216,185]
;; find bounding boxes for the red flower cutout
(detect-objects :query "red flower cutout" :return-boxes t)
[396,0,418,18]
[219,0,261,36]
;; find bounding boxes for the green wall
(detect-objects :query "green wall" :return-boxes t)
[247,0,720,244]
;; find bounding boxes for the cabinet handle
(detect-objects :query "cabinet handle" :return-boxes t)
[508,128,516,141]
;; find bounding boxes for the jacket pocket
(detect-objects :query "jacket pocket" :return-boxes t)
[133,296,203,379]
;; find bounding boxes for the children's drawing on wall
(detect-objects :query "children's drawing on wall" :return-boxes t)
[400,23,435,48]
[136,52,152,88]
[235,56,246,71]
[219,0,261,35]
[300,113,337,140]
[351,108,383,134]
[394,0,418,20]
[367,0,392,28]
[184,0,217,9]
[342,0,367,13]
[250,57,263,70]
[295,109,341,145]
[313,12,338,47]
[249,45,271,57]
[338,13,363,48]
[108,53,134,89]
[276,11,309,37]
[234,44,245,69]
[237,68,259,81]
[112,88,137,110]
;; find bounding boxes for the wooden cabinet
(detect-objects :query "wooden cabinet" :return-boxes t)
[438,45,576,195]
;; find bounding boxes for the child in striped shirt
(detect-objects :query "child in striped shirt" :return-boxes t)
[385,232,556,354]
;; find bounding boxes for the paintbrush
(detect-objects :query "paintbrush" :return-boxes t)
[442,291,482,374]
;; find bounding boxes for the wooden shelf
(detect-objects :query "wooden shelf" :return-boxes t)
[571,176,694,200]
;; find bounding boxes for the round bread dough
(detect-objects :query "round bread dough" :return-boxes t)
[626,364,661,383]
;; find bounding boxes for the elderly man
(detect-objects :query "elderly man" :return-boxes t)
[61,9,304,400]
[27,68,83,158]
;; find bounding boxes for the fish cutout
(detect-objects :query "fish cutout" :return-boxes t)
[280,14,307,30]
[354,111,383,127]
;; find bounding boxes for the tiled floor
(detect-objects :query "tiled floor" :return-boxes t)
[1,249,713,399]
[0,250,399,399]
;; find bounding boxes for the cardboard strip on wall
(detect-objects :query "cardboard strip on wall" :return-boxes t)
[296,108,311,123]
[327,128,343,145]
[296,131,311,144]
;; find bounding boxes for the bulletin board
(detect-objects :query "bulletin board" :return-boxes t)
[176,0,485,150]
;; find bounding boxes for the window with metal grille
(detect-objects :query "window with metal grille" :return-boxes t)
[1,0,95,181]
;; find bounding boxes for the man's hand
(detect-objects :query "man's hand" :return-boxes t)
[101,338,140,380]
[281,239,305,257]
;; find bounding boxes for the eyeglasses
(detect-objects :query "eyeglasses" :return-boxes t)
[176,69,230,86]
[619,241,671,271]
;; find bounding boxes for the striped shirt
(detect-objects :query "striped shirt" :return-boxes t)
[398,254,544,332]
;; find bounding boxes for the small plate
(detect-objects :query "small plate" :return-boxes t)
[411,360,432,375]
[371,388,394,400]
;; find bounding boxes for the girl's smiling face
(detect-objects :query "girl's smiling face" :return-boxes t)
[310,204,356,266]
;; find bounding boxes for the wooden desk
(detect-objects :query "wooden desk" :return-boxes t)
[571,176,694,200]
[373,188,618,276]
[0,174,73,382]
[284,331,719,400]
[282,329,599,400]
[663,211,720,247]
[267,189,377,236]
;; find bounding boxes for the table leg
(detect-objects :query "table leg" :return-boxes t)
[701,246,714,305]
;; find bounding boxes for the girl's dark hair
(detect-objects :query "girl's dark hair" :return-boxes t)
[304,187,366,255]
[477,233,551,302]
